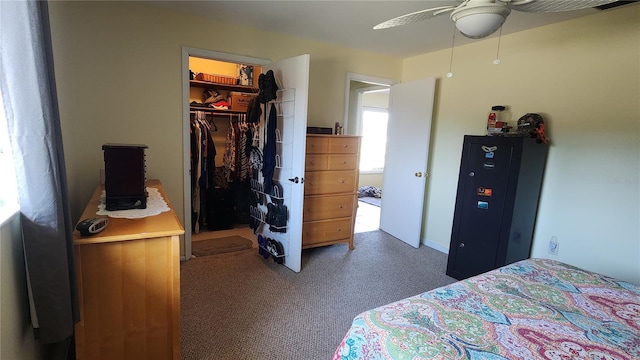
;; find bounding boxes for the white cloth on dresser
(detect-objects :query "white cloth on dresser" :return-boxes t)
[96,187,169,218]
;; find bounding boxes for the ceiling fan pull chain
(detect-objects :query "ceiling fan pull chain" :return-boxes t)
[493,26,503,65]
[447,23,457,78]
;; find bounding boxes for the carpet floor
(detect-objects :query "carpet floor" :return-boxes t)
[180,230,455,359]
[191,236,254,257]
[358,196,381,207]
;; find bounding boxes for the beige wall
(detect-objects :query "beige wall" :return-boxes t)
[403,6,640,283]
[359,173,383,189]
[362,91,389,109]
[346,81,373,135]
[47,1,403,256]
[48,1,639,282]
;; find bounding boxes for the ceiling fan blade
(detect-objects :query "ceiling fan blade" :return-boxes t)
[373,6,457,30]
[509,0,619,13]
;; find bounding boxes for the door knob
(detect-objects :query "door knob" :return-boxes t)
[288,177,299,183]
[415,172,422,177]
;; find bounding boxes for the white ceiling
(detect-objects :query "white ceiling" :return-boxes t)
[147,0,629,57]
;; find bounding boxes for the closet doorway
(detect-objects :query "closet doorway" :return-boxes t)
[182,48,310,272]
[181,47,270,260]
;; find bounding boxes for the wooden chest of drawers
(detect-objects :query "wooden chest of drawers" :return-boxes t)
[73,180,184,359]
[303,135,361,250]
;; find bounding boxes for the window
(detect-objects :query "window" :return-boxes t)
[359,107,388,173]
[0,90,19,223]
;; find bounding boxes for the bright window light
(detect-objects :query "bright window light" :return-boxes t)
[359,107,388,172]
[0,89,19,223]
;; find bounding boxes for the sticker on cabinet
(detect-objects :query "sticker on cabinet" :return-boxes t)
[477,188,493,197]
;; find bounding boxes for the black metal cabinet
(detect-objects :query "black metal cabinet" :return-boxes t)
[446,135,548,280]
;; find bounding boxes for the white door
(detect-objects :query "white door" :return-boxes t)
[379,77,436,248]
[256,54,310,272]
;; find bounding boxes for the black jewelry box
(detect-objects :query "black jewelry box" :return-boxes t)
[102,143,148,211]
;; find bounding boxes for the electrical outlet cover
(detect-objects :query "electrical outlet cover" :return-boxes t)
[548,237,559,255]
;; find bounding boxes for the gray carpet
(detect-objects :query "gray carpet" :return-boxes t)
[358,196,381,207]
[180,230,455,359]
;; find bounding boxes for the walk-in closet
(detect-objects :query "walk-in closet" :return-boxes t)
[188,57,261,247]
[185,52,311,272]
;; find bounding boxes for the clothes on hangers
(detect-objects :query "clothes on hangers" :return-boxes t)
[262,103,278,194]
[190,111,217,233]
[223,114,257,183]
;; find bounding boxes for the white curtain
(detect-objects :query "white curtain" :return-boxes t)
[0,0,79,354]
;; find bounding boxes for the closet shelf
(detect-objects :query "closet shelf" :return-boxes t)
[190,106,247,115]
[190,80,259,93]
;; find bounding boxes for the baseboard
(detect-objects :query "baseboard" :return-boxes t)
[422,239,449,254]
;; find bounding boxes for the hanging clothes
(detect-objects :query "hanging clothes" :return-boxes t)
[223,115,257,183]
[223,116,237,181]
[236,117,249,182]
[190,111,217,233]
[262,103,277,194]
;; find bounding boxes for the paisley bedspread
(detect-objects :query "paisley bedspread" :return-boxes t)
[333,258,640,360]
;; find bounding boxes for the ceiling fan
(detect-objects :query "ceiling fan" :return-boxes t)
[374,0,619,39]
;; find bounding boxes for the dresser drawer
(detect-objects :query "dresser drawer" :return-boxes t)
[304,170,357,195]
[327,154,358,170]
[306,154,357,171]
[302,218,352,246]
[306,136,329,154]
[303,194,355,221]
[305,154,327,171]
[328,137,359,154]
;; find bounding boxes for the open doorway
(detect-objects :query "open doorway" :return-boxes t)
[343,73,395,233]
[354,90,388,233]
[187,56,263,257]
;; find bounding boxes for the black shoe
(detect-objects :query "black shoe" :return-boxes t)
[258,235,270,259]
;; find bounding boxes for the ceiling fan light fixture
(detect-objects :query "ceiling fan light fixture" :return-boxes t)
[451,3,511,39]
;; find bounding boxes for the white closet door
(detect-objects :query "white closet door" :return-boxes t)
[257,54,310,272]
[379,77,435,248]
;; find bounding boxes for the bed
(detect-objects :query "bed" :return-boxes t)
[333,258,639,360]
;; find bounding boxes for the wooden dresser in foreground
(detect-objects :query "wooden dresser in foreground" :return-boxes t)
[73,179,184,360]
[303,134,361,250]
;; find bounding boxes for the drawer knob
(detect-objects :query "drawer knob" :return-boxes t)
[342,161,347,164]
[340,179,345,183]
[459,243,465,248]
[338,205,343,208]
[343,144,348,147]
